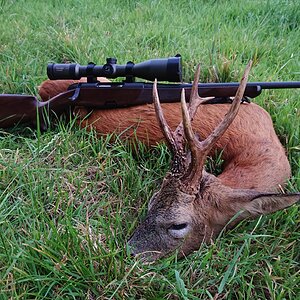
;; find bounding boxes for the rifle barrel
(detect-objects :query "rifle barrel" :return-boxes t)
[247,82,300,89]
[174,81,300,89]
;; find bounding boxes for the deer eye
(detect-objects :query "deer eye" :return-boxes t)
[168,223,190,239]
[169,223,188,230]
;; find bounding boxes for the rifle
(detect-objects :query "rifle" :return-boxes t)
[1,55,300,129]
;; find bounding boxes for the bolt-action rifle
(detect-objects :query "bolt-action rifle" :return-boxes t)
[0,55,299,129]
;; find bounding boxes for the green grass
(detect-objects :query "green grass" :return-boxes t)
[0,0,299,299]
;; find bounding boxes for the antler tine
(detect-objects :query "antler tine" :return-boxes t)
[201,60,253,153]
[190,64,201,102]
[153,79,181,156]
[174,64,213,142]
[188,64,214,120]
[181,88,194,143]
[181,88,207,188]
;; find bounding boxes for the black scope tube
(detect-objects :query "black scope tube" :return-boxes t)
[47,56,182,82]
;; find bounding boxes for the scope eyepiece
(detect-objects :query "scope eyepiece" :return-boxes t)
[47,55,182,82]
[47,63,81,80]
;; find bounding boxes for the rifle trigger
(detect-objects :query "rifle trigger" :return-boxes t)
[69,84,82,101]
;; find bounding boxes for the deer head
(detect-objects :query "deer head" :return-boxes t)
[127,62,299,261]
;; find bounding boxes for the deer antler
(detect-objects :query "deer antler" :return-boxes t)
[153,61,252,190]
[181,60,253,191]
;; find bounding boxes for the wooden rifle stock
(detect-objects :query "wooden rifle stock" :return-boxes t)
[0,91,74,129]
[0,81,299,129]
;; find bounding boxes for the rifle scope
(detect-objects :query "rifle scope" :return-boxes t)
[47,55,182,82]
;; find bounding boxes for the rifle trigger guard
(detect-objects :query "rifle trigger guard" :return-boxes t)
[69,84,82,101]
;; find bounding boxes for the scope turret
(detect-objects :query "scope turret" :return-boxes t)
[47,55,182,82]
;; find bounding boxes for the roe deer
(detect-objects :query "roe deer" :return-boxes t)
[125,62,299,260]
[39,62,299,261]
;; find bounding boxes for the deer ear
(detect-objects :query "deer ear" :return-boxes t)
[240,193,299,217]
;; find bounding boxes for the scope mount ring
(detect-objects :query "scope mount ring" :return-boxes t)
[86,62,98,83]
